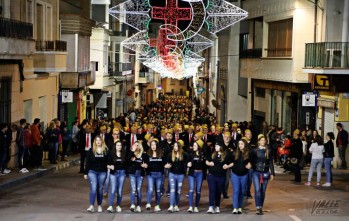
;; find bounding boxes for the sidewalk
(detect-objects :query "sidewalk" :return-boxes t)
[0,155,80,192]
[274,164,349,176]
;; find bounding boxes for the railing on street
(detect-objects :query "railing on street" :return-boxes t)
[240,48,262,58]
[36,40,67,51]
[305,42,349,68]
[0,17,33,39]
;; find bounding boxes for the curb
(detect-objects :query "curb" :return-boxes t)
[0,158,80,192]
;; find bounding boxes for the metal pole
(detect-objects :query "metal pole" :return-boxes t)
[341,0,349,67]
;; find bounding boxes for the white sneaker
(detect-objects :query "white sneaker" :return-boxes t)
[154,205,161,212]
[215,207,220,213]
[87,205,94,213]
[207,206,215,214]
[116,206,122,212]
[19,168,25,173]
[146,203,151,210]
[130,204,135,212]
[24,168,29,173]
[136,206,141,213]
[322,182,331,187]
[174,205,179,212]
[194,207,199,213]
[168,205,174,212]
[187,206,193,212]
[107,206,114,213]
[97,205,103,213]
[3,169,11,174]
[232,208,238,214]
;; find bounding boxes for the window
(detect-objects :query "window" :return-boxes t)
[170,79,176,85]
[255,87,265,98]
[268,18,293,57]
[0,78,11,123]
[23,99,33,123]
[35,2,53,40]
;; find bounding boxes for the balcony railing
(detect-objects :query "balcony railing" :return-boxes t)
[305,42,349,68]
[240,48,262,58]
[0,17,33,39]
[36,40,67,52]
[109,62,132,76]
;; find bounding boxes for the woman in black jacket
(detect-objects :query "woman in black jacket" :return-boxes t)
[250,134,275,215]
[106,140,127,213]
[165,141,190,213]
[231,139,251,214]
[84,136,109,213]
[205,143,232,214]
[289,129,303,183]
[323,132,335,187]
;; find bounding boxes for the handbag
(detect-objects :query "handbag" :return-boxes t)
[262,172,271,180]
[290,157,298,165]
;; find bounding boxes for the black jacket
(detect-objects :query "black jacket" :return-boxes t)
[324,140,335,158]
[250,148,275,176]
[289,138,303,160]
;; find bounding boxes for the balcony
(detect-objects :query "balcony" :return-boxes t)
[109,62,132,76]
[34,40,67,73]
[138,72,150,84]
[0,17,34,59]
[240,48,262,59]
[0,17,33,39]
[303,42,349,75]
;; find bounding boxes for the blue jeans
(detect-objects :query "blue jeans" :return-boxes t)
[245,168,253,196]
[231,172,248,209]
[188,171,203,207]
[207,174,225,207]
[169,172,185,206]
[129,170,144,206]
[308,158,323,183]
[146,172,163,205]
[252,171,269,208]
[88,170,107,206]
[324,158,332,183]
[109,170,126,206]
[104,169,111,195]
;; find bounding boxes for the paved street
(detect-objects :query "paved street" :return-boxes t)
[0,165,348,221]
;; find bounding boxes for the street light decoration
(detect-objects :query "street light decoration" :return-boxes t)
[109,0,248,79]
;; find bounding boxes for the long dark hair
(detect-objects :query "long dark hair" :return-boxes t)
[147,140,163,157]
[315,135,324,145]
[111,141,126,162]
[235,139,250,161]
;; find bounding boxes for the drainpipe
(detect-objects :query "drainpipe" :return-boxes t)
[341,0,349,67]
[314,0,318,42]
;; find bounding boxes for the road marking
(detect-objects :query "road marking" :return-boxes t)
[289,215,302,221]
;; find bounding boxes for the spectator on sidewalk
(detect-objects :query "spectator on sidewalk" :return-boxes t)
[323,132,335,187]
[31,118,43,169]
[24,123,32,170]
[71,121,80,154]
[0,123,11,175]
[60,121,70,161]
[305,135,324,187]
[46,121,60,164]
[336,123,348,169]
[16,119,28,173]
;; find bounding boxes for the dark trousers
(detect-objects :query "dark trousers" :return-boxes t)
[294,163,301,182]
[17,145,25,169]
[80,149,88,173]
[338,145,347,169]
[207,174,225,207]
[61,140,69,160]
[31,145,43,167]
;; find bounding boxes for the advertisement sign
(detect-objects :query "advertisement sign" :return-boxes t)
[314,74,330,90]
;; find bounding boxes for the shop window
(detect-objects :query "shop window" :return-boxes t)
[267,18,293,57]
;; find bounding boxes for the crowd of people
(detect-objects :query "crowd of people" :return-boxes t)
[0,94,347,216]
